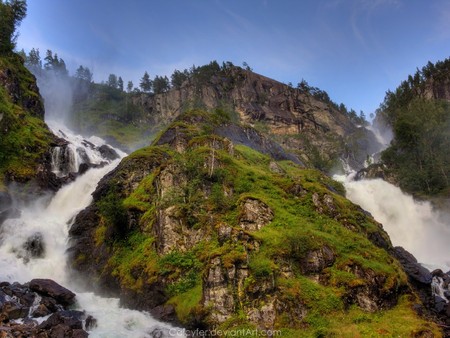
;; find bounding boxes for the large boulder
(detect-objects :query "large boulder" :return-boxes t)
[28,279,76,306]
[392,246,432,285]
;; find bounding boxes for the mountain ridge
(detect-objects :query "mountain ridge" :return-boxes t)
[70,63,379,173]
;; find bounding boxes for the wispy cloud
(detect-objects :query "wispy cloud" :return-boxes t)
[350,0,402,50]
[432,1,450,41]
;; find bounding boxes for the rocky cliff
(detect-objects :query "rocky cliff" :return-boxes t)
[140,67,381,172]
[73,65,380,172]
[0,54,60,205]
[68,109,440,336]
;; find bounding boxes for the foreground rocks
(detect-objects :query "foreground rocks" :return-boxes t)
[393,246,450,336]
[0,279,94,337]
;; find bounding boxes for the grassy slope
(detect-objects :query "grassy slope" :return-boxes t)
[83,109,440,337]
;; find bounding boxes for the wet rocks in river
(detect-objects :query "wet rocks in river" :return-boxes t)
[98,144,119,161]
[393,247,450,333]
[0,279,93,337]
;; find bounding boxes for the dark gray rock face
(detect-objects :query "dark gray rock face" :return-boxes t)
[98,144,120,161]
[214,124,303,165]
[392,246,432,285]
[392,247,450,334]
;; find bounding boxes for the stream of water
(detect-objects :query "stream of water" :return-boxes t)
[339,174,450,271]
[0,124,183,337]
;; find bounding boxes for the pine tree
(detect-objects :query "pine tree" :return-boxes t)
[140,71,152,93]
[153,75,170,94]
[118,76,124,91]
[0,0,27,54]
[171,69,189,89]
[107,74,118,88]
[75,65,93,82]
[127,81,133,93]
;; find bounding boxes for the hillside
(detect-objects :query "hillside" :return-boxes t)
[0,53,58,201]
[68,109,439,336]
[372,58,450,197]
[70,63,380,173]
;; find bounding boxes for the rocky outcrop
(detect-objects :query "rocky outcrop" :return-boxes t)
[238,198,273,231]
[0,57,44,119]
[99,66,379,171]
[67,110,433,335]
[214,124,303,165]
[0,279,93,337]
[354,163,398,185]
[393,247,450,336]
[423,77,450,102]
[0,54,65,205]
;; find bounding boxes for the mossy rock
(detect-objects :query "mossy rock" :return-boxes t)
[68,109,441,336]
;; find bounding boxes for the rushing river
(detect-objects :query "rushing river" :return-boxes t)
[0,124,183,337]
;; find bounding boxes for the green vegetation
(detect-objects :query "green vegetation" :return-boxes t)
[377,58,450,196]
[85,109,438,335]
[71,85,153,148]
[0,0,27,55]
[297,79,367,125]
[0,54,52,188]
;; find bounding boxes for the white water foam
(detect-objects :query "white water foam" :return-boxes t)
[336,176,450,271]
[0,128,183,337]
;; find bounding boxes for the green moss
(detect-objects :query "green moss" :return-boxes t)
[108,232,158,291]
[0,55,52,185]
[325,295,441,337]
[158,251,203,287]
[123,173,156,212]
[248,253,276,278]
[92,109,438,335]
[94,224,107,246]
[167,284,203,323]
[126,145,172,162]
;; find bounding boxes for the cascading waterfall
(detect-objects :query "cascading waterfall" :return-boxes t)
[335,124,450,305]
[0,123,184,337]
[341,176,450,271]
[49,122,111,177]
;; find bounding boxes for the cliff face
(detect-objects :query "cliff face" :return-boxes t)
[423,75,450,102]
[74,66,379,172]
[0,54,58,201]
[68,109,439,336]
[137,68,379,171]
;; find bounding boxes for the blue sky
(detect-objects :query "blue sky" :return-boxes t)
[17,0,450,117]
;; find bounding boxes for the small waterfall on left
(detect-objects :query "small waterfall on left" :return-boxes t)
[0,122,184,337]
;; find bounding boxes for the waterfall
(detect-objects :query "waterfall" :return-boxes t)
[0,125,184,337]
[340,176,450,271]
[334,123,450,272]
[49,122,113,177]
